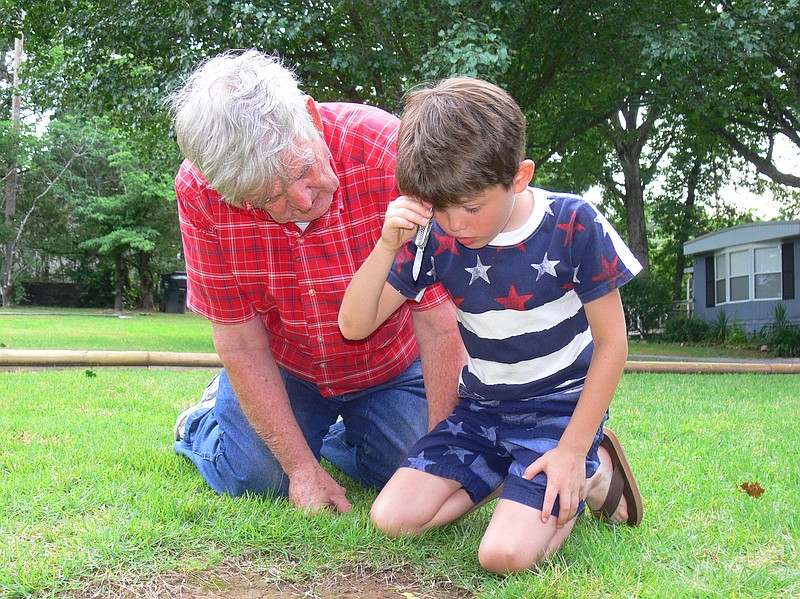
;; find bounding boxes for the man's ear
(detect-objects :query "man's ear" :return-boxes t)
[306,96,324,132]
[513,159,535,191]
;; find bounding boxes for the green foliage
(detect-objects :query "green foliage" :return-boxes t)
[417,18,511,80]
[663,315,711,343]
[726,321,748,346]
[19,115,182,309]
[708,309,731,343]
[761,302,800,357]
[620,273,674,339]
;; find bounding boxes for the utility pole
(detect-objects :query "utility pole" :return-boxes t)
[2,34,23,307]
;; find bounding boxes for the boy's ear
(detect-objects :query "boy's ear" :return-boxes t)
[305,96,325,132]
[513,159,535,192]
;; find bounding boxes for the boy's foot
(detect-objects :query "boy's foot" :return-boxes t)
[173,374,220,442]
[586,427,643,526]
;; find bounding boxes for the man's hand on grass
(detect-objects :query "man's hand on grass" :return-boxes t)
[288,462,352,515]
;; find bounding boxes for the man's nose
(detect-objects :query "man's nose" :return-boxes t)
[288,184,314,211]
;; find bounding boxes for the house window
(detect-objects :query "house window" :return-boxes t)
[714,244,784,304]
[715,254,727,303]
[754,246,782,299]
[729,249,749,301]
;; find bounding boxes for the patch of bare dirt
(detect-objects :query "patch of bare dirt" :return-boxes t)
[71,560,476,599]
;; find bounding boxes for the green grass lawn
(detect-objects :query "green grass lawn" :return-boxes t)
[1,308,798,597]
[1,369,798,598]
[1,307,784,362]
[627,339,777,362]
[0,309,214,353]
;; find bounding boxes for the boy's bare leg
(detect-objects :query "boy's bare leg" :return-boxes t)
[371,467,481,536]
[479,498,576,574]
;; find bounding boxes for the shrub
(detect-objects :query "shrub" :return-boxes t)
[620,273,674,339]
[761,303,800,357]
[708,310,730,343]
[726,322,748,346]
[663,316,710,343]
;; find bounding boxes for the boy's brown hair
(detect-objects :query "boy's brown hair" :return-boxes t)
[396,77,527,208]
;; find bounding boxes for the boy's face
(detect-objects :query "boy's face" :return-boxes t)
[434,160,535,249]
[434,184,518,249]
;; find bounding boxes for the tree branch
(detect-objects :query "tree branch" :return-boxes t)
[714,126,800,188]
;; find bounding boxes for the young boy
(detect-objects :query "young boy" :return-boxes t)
[338,77,643,573]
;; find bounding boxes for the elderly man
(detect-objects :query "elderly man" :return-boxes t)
[167,49,464,514]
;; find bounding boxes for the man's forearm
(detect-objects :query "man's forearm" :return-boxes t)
[213,319,351,513]
[412,301,465,429]
[212,320,318,478]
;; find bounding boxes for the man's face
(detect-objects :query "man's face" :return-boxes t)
[248,134,339,224]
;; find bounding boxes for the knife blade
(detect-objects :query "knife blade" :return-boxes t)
[412,219,433,281]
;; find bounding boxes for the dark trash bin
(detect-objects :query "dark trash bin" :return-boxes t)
[162,271,188,313]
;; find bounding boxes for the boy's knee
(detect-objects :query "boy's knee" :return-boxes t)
[478,537,538,575]
[370,493,428,537]
[370,495,404,537]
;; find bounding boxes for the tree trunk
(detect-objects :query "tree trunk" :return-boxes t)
[2,36,23,308]
[606,98,660,274]
[672,158,701,300]
[616,143,650,272]
[622,167,650,272]
[114,255,125,312]
[138,251,155,310]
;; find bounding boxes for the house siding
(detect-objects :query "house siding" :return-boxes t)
[686,222,800,334]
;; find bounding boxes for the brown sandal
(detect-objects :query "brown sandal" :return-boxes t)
[591,428,643,526]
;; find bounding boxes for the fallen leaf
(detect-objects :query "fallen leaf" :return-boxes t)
[739,481,764,498]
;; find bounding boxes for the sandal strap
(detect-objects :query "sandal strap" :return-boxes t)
[597,464,624,518]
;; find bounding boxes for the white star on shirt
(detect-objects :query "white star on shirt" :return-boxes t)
[465,255,492,285]
[479,426,498,443]
[531,252,560,280]
[573,265,581,284]
[541,196,556,216]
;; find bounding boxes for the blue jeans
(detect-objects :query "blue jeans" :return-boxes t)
[173,359,427,496]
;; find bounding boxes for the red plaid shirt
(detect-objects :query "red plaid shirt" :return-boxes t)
[176,102,450,396]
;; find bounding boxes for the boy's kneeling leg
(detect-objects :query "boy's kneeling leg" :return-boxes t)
[479,498,575,574]
[371,468,473,536]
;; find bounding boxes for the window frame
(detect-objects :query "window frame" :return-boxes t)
[713,243,783,305]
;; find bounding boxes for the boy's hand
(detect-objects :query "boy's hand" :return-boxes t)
[523,445,587,528]
[380,196,433,253]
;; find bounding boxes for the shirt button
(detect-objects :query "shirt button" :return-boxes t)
[308,289,316,296]
[317,336,324,343]
[319,362,327,369]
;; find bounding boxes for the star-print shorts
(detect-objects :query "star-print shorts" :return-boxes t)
[402,390,606,517]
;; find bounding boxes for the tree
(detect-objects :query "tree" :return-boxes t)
[642,0,800,190]
[11,0,800,309]
[62,120,179,311]
[1,33,22,307]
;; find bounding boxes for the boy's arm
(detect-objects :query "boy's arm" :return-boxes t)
[524,289,628,526]
[339,244,408,340]
[339,196,432,340]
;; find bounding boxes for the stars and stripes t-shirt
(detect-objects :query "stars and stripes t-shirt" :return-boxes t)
[388,188,642,401]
